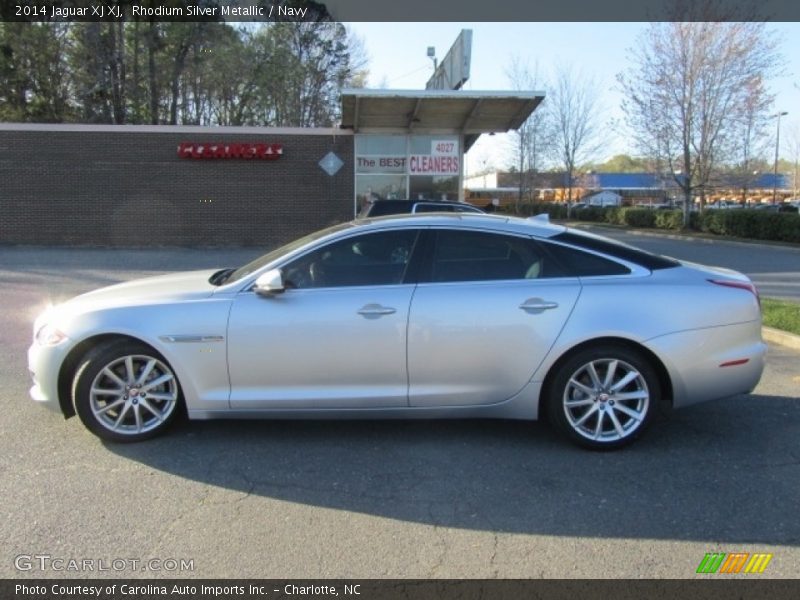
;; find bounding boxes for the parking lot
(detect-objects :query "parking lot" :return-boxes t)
[1,235,799,579]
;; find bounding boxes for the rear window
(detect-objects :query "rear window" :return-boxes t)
[414,203,456,213]
[540,242,631,277]
[364,201,411,217]
[552,231,680,271]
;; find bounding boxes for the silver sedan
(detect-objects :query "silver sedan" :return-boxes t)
[28,214,766,449]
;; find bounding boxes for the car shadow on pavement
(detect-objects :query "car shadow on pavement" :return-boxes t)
[106,392,800,546]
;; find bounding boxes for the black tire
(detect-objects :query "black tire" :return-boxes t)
[72,339,181,443]
[547,345,660,450]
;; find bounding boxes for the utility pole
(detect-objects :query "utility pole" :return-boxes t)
[773,111,788,204]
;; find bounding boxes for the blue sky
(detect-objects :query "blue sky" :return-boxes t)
[348,22,800,173]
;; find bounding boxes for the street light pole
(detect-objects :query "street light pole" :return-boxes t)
[773,111,788,204]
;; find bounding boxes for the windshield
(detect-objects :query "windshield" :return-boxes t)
[222,222,356,285]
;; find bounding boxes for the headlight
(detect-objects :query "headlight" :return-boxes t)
[35,323,67,346]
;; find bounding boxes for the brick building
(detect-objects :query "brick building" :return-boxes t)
[0,90,541,247]
[0,124,354,247]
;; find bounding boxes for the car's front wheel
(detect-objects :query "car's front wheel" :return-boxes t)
[72,340,181,442]
[548,345,660,450]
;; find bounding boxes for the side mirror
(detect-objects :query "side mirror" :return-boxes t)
[253,269,285,296]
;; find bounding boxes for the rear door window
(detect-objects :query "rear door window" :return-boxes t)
[425,230,556,283]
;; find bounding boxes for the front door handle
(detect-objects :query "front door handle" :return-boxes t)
[357,304,397,318]
[519,298,559,312]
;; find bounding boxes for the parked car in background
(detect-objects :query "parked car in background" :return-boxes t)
[707,200,744,210]
[358,198,484,219]
[635,203,674,210]
[28,214,766,450]
[585,191,623,207]
[748,203,799,213]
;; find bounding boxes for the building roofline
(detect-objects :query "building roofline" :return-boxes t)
[0,123,350,136]
[341,88,544,100]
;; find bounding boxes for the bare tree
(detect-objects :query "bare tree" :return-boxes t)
[548,62,603,203]
[734,76,772,202]
[618,21,782,225]
[505,57,552,211]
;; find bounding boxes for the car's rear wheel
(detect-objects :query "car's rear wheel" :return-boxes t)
[548,345,659,450]
[73,340,181,442]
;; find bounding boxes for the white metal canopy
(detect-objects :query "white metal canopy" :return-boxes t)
[340,89,544,149]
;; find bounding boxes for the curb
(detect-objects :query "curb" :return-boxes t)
[762,327,800,351]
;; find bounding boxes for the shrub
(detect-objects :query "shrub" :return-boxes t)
[763,213,800,243]
[698,210,726,235]
[498,202,569,219]
[622,208,657,228]
[576,206,607,222]
[602,206,623,225]
[654,210,684,230]
[504,204,800,244]
[694,210,800,243]
[537,203,568,219]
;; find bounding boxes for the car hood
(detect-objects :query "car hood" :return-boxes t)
[45,269,220,323]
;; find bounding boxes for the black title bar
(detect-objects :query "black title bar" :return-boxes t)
[5,580,800,600]
[2,0,800,22]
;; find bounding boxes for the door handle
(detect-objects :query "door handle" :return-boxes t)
[519,298,559,312]
[357,304,397,318]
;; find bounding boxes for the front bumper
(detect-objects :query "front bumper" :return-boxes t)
[27,340,70,414]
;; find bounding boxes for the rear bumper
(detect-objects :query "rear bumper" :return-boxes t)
[646,321,766,409]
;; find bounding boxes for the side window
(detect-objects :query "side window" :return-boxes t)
[366,201,406,217]
[429,230,552,283]
[541,241,631,277]
[282,230,419,289]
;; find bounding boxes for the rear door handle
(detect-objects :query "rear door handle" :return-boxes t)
[357,304,397,318]
[519,298,559,312]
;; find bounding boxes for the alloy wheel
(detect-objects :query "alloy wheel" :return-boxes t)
[88,354,178,436]
[562,358,650,443]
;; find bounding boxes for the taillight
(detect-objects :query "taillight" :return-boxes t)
[708,279,760,307]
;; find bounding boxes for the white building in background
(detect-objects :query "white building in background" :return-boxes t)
[585,191,623,206]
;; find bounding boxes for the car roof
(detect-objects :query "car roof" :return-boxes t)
[370,199,468,205]
[354,212,567,239]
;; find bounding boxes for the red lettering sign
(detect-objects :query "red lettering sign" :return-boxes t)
[177,142,283,160]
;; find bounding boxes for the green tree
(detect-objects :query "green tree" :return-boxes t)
[587,154,650,173]
[1,21,368,127]
[0,23,74,122]
[69,23,128,123]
